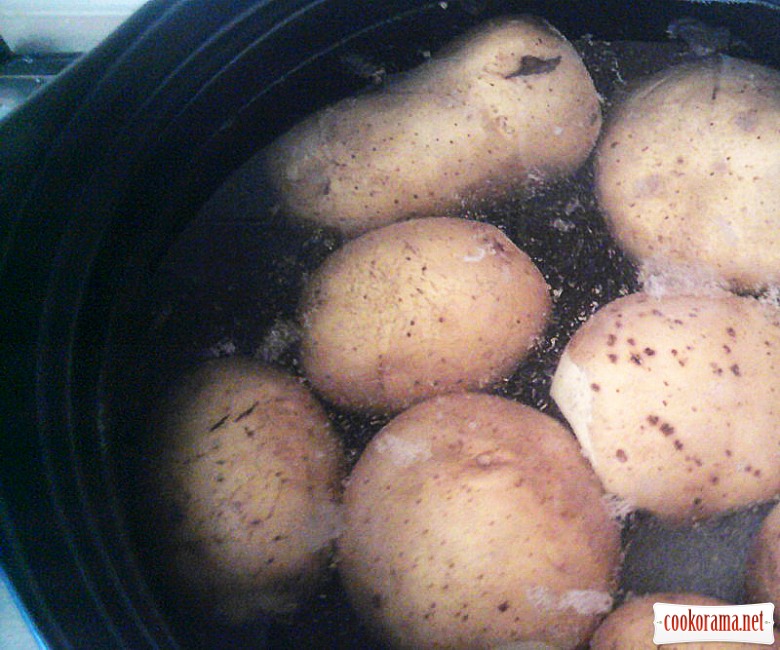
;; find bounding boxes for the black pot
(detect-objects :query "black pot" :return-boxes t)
[3,1,780,648]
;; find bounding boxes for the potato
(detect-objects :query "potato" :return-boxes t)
[591,592,775,649]
[149,357,344,623]
[550,291,780,522]
[265,16,601,236]
[595,57,780,291]
[299,217,551,414]
[338,393,621,650]
[746,503,780,609]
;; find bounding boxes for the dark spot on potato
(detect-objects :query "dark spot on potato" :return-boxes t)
[644,347,656,356]
[726,327,737,338]
[591,383,601,392]
[627,338,636,346]
[647,415,660,426]
[208,414,229,432]
[608,354,618,363]
[615,449,628,462]
[674,440,684,450]
[730,364,741,376]
[497,601,510,612]
[630,353,642,365]
[505,55,562,78]
[711,363,723,376]
[607,334,617,346]
[234,401,259,423]
[660,423,675,436]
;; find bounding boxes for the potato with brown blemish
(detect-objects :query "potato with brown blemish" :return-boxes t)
[298,217,551,414]
[746,502,780,611]
[596,57,780,292]
[265,16,601,236]
[591,592,776,649]
[338,393,621,650]
[551,291,780,522]
[149,357,344,623]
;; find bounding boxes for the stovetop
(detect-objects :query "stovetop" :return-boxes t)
[0,43,78,120]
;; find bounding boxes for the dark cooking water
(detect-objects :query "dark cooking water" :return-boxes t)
[118,11,777,649]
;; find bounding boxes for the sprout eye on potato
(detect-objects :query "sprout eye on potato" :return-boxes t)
[298,216,551,414]
[147,357,345,623]
[265,15,602,236]
[551,291,780,523]
[595,56,780,292]
[338,393,621,650]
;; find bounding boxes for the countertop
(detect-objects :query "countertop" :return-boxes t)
[0,572,41,650]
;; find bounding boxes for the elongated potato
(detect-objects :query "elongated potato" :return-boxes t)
[266,16,601,236]
[596,57,780,291]
[338,393,621,650]
[299,217,551,414]
[149,358,344,623]
[551,291,780,522]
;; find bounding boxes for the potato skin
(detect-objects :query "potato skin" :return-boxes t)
[551,292,780,522]
[299,217,551,414]
[149,358,344,623]
[266,15,601,236]
[746,503,780,610]
[338,393,621,650]
[596,57,780,291]
[591,592,775,650]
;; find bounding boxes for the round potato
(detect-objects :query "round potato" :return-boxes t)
[551,291,780,522]
[149,357,344,623]
[266,15,601,236]
[591,592,775,649]
[338,393,621,650]
[596,57,780,291]
[746,503,780,609]
[299,217,551,414]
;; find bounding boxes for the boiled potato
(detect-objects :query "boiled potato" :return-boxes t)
[746,502,780,610]
[596,57,780,291]
[299,217,550,414]
[591,592,775,649]
[551,291,780,522]
[148,357,344,623]
[266,16,601,236]
[338,392,621,650]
